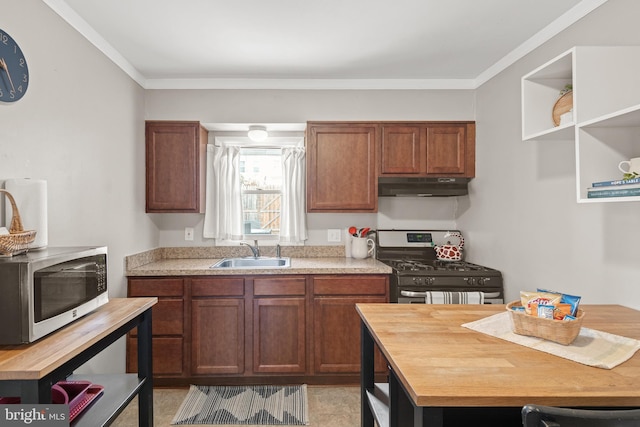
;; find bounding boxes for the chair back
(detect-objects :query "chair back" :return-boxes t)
[522,404,640,427]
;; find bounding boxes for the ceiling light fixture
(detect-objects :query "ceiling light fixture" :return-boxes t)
[248,125,268,142]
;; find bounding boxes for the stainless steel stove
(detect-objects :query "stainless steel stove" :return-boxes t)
[376,229,504,304]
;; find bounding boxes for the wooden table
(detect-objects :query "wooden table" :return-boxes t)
[0,297,157,427]
[357,304,640,427]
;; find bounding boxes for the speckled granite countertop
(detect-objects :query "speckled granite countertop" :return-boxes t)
[125,246,392,276]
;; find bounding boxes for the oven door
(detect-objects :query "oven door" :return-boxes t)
[398,289,503,304]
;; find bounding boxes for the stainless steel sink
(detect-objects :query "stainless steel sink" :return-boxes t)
[210,257,291,269]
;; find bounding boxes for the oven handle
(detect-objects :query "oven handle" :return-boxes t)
[400,290,501,299]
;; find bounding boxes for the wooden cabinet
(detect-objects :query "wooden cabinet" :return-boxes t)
[191,278,245,375]
[380,125,421,174]
[312,275,388,374]
[306,122,378,212]
[380,123,475,177]
[126,272,389,385]
[127,278,186,377]
[145,121,207,212]
[426,124,474,176]
[252,277,307,373]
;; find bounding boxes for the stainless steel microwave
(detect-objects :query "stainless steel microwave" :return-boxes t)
[0,246,108,345]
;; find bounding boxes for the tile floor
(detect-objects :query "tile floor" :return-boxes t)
[112,386,361,427]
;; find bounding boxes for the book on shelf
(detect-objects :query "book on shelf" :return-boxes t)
[591,177,640,187]
[587,187,640,198]
[588,183,640,191]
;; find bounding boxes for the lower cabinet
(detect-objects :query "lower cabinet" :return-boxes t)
[127,278,186,377]
[253,277,307,373]
[312,276,388,374]
[126,273,388,384]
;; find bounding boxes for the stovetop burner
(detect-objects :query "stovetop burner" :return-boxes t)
[383,258,497,274]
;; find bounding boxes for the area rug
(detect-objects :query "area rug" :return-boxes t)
[171,385,309,425]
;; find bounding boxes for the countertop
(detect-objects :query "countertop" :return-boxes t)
[0,298,157,380]
[357,303,640,408]
[125,246,392,276]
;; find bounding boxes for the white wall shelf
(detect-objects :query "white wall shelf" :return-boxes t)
[522,46,640,203]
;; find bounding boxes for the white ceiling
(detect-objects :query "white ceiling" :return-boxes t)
[43,0,607,89]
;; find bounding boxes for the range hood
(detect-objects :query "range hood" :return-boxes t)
[378,177,469,197]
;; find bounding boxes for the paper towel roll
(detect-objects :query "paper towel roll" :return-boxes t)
[4,179,48,249]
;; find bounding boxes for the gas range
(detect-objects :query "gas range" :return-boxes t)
[375,229,504,304]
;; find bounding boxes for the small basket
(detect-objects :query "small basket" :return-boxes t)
[0,189,36,256]
[506,301,584,345]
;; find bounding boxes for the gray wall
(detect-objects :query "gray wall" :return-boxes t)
[465,0,640,308]
[0,0,156,372]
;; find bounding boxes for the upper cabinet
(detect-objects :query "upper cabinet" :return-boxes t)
[306,121,476,212]
[306,123,378,212]
[146,121,208,212]
[521,46,640,203]
[379,123,475,177]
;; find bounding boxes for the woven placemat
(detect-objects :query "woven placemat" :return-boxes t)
[462,311,640,369]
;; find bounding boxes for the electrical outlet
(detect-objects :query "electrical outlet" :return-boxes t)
[185,227,194,241]
[327,229,341,242]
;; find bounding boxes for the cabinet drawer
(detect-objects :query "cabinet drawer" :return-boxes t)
[129,278,184,296]
[128,336,184,376]
[254,277,306,296]
[191,277,245,297]
[312,275,388,296]
[130,298,183,336]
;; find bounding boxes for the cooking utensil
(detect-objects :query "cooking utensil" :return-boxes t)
[348,226,357,237]
[360,227,370,237]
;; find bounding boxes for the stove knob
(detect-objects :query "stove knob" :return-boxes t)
[412,277,423,285]
[426,277,435,285]
[477,277,486,286]
[467,277,476,286]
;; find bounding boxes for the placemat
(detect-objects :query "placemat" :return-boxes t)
[462,311,640,369]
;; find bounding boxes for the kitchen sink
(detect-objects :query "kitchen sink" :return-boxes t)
[210,257,291,269]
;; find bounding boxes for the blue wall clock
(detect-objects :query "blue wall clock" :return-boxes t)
[0,29,29,102]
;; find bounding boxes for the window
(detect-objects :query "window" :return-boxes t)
[239,148,282,237]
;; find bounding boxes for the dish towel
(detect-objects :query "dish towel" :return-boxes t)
[462,312,640,369]
[424,291,484,304]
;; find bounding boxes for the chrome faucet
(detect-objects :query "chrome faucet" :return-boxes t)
[241,240,260,258]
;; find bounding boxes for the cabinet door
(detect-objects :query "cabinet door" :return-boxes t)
[146,121,207,212]
[127,336,184,376]
[306,123,377,212]
[313,296,387,374]
[253,297,306,373]
[192,298,245,375]
[425,124,473,176]
[380,125,422,174]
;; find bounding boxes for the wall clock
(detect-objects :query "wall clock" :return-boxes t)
[0,29,29,102]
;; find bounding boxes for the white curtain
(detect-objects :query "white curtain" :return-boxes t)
[280,147,308,243]
[203,144,244,240]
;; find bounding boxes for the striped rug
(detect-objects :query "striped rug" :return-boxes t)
[171,385,309,425]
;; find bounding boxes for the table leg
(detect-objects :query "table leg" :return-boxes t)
[360,321,375,427]
[137,308,154,427]
[390,369,443,427]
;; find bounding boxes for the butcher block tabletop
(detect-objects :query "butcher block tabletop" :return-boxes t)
[0,298,157,380]
[356,303,640,408]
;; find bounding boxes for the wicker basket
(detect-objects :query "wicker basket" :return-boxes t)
[506,301,584,345]
[0,189,36,256]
